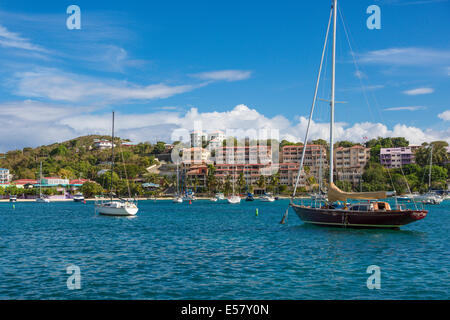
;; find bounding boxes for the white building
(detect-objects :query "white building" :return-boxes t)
[182,147,211,164]
[41,177,70,186]
[93,139,116,150]
[0,168,11,184]
[190,131,207,148]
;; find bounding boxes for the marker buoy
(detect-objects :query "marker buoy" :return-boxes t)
[189,200,192,205]
[256,208,259,216]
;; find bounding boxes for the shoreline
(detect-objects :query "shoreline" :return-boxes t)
[0,195,309,202]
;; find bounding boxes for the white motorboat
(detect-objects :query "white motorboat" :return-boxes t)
[210,197,218,202]
[73,193,85,202]
[414,193,443,205]
[227,195,241,204]
[260,194,275,202]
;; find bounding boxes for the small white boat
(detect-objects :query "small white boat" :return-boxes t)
[73,193,85,202]
[210,197,218,202]
[36,162,50,203]
[414,193,443,205]
[9,195,17,202]
[172,196,183,203]
[36,196,50,203]
[227,195,241,204]
[95,112,139,216]
[260,194,275,202]
[95,200,138,216]
[215,193,225,200]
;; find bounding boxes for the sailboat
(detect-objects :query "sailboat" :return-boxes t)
[290,0,427,229]
[173,163,183,203]
[413,146,443,205]
[227,165,241,204]
[36,161,50,203]
[95,112,139,216]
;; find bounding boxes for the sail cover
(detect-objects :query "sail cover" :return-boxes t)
[328,182,386,202]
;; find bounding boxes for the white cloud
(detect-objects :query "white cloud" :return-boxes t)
[402,87,434,95]
[13,69,204,103]
[358,47,450,66]
[384,106,426,111]
[0,25,47,52]
[0,102,448,152]
[191,70,252,82]
[438,110,450,121]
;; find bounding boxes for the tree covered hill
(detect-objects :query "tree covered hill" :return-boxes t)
[0,135,162,182]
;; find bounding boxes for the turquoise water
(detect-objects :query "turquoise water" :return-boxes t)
[0,199,448,299]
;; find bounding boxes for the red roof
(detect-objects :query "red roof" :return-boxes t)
[69,179,91,184]
[12,179,37,184]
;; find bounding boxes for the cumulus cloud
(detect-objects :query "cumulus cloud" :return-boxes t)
[402,87,434,95]
[1,102,449,152]
[438,110,450,121]
[190,70,252,82]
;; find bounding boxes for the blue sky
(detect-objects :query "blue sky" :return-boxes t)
[0,0,449,151]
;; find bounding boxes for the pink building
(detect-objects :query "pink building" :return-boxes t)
[380,146,420,168]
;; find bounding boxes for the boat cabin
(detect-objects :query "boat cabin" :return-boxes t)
[347,202,391,212]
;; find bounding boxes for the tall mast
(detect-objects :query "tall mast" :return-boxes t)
[39,161,42,196]
[428,145,433,190]
[110,111,115,201]
[176,163,179,195]
[329,0,337,184]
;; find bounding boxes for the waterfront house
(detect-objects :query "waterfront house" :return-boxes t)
[0,168,11,184]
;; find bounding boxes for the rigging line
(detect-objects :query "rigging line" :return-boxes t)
[119,141,132,199]
[400,165,419,210]
[337,6,377,126]
[292,6,333,199]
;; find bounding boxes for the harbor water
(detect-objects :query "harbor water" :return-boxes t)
[0,199,448,299]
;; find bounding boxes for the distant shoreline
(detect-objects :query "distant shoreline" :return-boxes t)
[0,195,309,202]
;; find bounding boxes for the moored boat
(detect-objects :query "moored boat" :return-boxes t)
[286,0,428,229]
[95,112,139,216]
[73,193,85,202]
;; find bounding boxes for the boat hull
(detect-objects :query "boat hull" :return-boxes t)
[95,204,138,216]
[291,204,427,229]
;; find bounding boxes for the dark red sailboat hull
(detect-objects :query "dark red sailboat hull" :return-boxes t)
[291,204,427,229]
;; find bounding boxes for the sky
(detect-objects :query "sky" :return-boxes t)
[0,0,449,152]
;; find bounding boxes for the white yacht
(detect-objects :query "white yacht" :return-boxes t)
[95,112,139,216]
[36,162,50,203]
[172,163,183,203]
[227,166,241,204]
[227,195,241,204]
[73,193,85,202]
